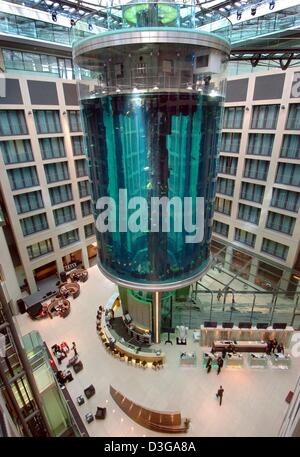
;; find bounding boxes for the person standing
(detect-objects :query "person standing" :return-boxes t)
[71,342,78,357]
[217,356,223,375]
[217,289,222,302]
[216,385,224,406]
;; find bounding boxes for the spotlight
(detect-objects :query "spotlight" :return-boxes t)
[70,18,75,27]
[251,7,257,16]
[237,11,242,20]
[269,0,275,10]
[51,12,57,22]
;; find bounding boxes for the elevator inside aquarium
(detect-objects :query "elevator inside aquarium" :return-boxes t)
[72,1,231,342]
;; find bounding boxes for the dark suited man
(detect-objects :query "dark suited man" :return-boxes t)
[216,386,224,406]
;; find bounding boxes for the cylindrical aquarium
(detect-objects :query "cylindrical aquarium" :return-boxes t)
[72,1,231,291]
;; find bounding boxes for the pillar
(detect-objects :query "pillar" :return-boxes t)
[152,291,161,344]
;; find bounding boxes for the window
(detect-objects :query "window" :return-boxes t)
[220,133,241,153]
[212,220,229,237]
[14,190,44,214]
[68,111,82,132]
[286,104,300,130]
[81,200,92,217]
[49,184,73,205]
[266,212,295,236]
[218,156,238,175]
[84,223,95,238]
[27,239,53,260]
[53,205,76,226]
[271,188,300,213]
[244,159,269,181]
[251,105,279,129]
[280,135,300,159]
[44,162,69,183]
[275,163,300,187]
[247,134,274,156]
[235,228,256,248]
[238,204,261,225]
[0,110,28,136]
[20,213,48,236]
[1,139,33,164]
[7,166,39,190]
[72,136,84,156]
[261,238,289,260]
[78,180,90,198]
[223,107,244,129]
[216,177,235,196]
[214,197,232,216]
[240,182,265,204]
[75,159,88,178]
[39,137,65,160]
[34,110,61,134]
[58,229,79,248]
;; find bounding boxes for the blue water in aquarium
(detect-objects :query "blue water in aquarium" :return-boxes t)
[81,92,223,286]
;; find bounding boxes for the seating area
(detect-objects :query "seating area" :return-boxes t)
[59,282,80,299]
[96,304,164,370]
[70,268,89,283]
[48,298,70,319]
[76,384,106,424]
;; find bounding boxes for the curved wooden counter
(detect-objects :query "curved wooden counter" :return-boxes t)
[102,315,165,363]
[110,385,189,433]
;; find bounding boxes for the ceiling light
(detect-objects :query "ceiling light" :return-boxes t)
[234,1,241,6]
[187,84,193,90]
[45,0,53,6]
[116,88,121,93]
[153,85,159,90]
[251,7,257,16]
[269,0,275,10]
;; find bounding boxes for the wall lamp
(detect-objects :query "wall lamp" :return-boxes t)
[70,18,76,27]
[88,23,93,31]
[237,11,242,20]
[251,7,257,16]
[62,111,67,115]
[28,111,32,115]
[52,12,57,22]
[269,1,275,10]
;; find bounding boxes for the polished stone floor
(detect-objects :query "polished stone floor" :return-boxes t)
[15,265,300,437]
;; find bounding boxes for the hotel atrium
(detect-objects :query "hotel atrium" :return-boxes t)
[0,0,300,439]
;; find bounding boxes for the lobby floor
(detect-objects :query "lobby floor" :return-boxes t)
[15,265,300,437]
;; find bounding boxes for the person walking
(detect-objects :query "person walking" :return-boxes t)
[71,342,78,357]
[216,385,224,406]
[206,356,212,374]
[217,356,224,375]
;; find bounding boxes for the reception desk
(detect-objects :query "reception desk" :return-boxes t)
[248,353,268,368]
[179,352,196,367]
[200,325,293,348]
[213,340,268,353]
[271,353,291,369]
[226,353,244,368]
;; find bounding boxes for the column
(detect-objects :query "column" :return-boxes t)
[249,257,259,284]
[279,270,291,292]
[152,291,161,344]
[224,246,233,270]
[81,246,89,269]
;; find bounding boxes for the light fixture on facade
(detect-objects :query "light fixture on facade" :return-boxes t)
[269,1,275,10]
[251,7,257,16]
[51,12,57,22]
[237,11,242,20]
